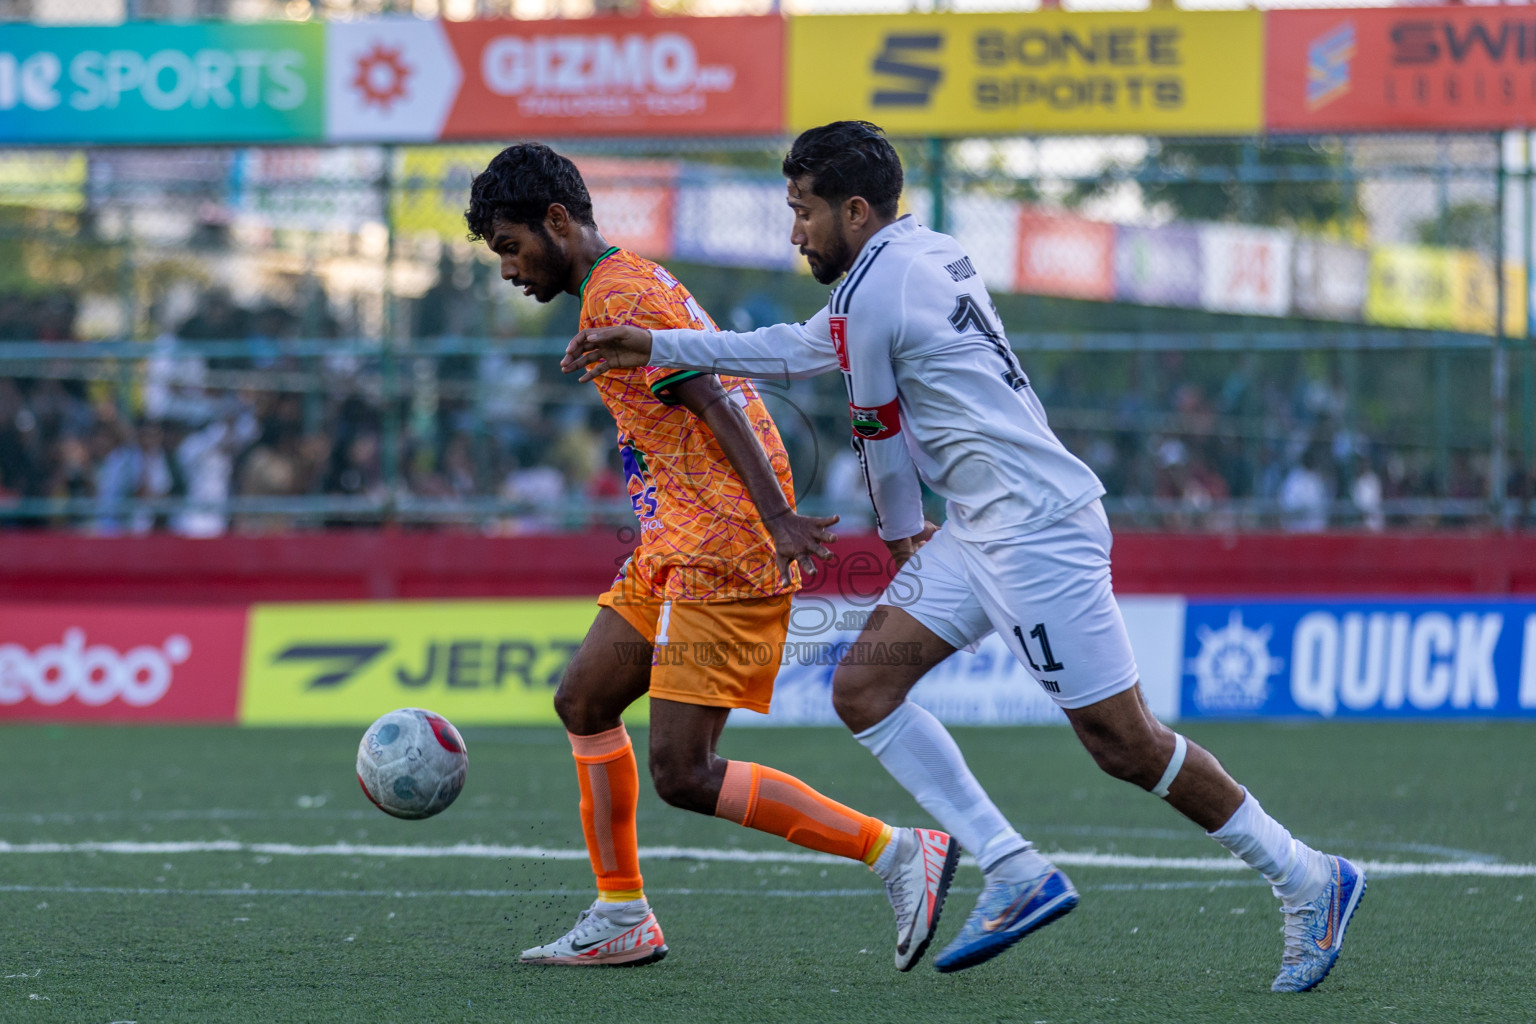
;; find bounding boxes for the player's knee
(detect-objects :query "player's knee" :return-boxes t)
[830,667,882,732]
[1083,727,1166,789]
[647,749,717,815]
[552,682,610,735]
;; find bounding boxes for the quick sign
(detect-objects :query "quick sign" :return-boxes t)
[1182,600,1536,719]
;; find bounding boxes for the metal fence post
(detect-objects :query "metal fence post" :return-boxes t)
[1493,132,1510,528]
[928,137,946,236]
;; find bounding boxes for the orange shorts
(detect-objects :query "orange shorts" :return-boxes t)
[597,584,791,715]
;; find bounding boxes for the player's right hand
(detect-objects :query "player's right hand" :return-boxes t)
[765,511,839,584]
[563,325,655,381]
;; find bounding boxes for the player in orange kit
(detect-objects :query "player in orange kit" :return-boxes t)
[465,144,957,970]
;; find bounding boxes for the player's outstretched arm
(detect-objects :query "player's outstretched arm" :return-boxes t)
[668,373,839,582]
[563,325,654,381]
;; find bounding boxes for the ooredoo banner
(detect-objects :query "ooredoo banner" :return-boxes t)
[1266,7,1536,133]
[325,15,783,142]
[0,605,246,721]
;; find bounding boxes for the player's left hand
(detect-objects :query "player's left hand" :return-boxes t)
[563,325,654,381]
[764,511,839,583]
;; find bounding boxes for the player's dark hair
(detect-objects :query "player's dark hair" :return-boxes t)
[465,143,595,241]
[782,121,903,219]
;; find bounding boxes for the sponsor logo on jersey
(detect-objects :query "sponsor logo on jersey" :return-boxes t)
[829,315,849,371]
[849,397,901,440]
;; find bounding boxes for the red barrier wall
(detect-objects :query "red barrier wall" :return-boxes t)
[0,531,1532,603]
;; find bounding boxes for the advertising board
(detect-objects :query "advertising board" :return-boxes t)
[789,10,1263,137]
[0,605,246,722]
[1181,599,1536,719]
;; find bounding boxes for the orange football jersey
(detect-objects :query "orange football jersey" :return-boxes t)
[581,247,798,602]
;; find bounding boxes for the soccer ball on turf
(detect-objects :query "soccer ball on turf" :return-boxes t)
[356,708,468,820]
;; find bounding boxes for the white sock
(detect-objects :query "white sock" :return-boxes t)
[854,701,1029,866]
[1208,789,1330,903]
[870,827,907,879]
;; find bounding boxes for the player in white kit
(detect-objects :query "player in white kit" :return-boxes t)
[564,121,1365,991]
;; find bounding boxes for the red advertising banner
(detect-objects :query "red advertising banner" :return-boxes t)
[577,157,677,259]
[1016,210,1115,301]
[1267,7,1536,132]
[0,606,246,722]
[442,16,783,139]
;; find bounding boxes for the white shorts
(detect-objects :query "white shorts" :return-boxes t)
[887,500,1141,710]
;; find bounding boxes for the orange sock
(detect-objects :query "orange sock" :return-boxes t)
[569,726,644,898]
[714,761,892,865]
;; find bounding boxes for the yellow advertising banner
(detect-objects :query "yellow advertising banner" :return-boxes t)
[788,10,1263,137]
[1367,246,1529,337]
[0,151,87,213]
[239,599,615,725]
[392,146,500,239]
[1365,246,1460,331]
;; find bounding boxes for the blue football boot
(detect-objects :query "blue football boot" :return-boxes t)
[1271,855,1366,993]
[933,865,1078,973]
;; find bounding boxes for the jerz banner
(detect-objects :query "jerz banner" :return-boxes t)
[1267,6,1536,132]
[789,10,1263,137]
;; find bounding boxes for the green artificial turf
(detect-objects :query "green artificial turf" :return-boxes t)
[1,721,1532,1023]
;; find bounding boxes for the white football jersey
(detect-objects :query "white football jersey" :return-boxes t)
[650,215,1105,543]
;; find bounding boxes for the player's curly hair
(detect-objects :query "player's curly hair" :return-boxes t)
[465,143,595,242]
[782,121,903,219]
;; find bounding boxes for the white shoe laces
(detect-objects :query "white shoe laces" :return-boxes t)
[884,833,919,926]
[1277,902,1316,966]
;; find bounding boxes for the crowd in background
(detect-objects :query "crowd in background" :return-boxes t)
[0,289,1516,535]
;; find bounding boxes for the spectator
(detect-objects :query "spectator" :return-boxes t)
[174,402,258,537]
[1279,445,1331,532]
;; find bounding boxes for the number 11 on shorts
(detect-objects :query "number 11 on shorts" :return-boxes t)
[1012,623,1065,673]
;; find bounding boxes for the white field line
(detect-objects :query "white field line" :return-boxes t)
[0,840,1531,878]
[0,880,1268,900]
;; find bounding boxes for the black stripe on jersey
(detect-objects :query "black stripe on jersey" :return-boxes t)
[850,436,884,532]
[649,369,705,405]
[833,241,890,315]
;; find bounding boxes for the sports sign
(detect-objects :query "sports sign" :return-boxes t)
[1267,7,1536,133]
[326,15,783,142]
[0,23,324,144]
[239,599,603,725]
[0,605,246,722]
[789,10,1263,137]
[1182,600,1536,719]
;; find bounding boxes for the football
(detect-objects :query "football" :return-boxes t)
[356,708,469,820]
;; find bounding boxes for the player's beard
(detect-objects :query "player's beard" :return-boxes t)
[805,222,854,286]
[521,226,571,304]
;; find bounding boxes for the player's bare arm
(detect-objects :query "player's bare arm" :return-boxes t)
[563,324,654,382]
[666,373,839,581]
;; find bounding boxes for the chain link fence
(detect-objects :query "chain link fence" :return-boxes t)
[0,129,1532,533]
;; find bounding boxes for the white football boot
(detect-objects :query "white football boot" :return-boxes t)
[879,827,960,971]
[519,898,668,967]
